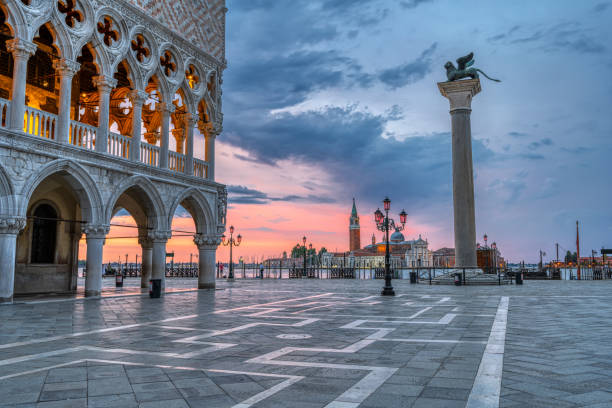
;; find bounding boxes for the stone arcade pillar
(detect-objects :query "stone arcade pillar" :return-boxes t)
[194,234,221,289]
[184,113,197,176]
[6,39,37,132]
[159,103,175,169]
[204,127,217,180]
[0,217,25,303]
[53,59,80,144]
[150,231,171,292]
[139,236,153,289]
[92,75,117,154]
[83,225,110,297]
[129,90,148,162]
[438,78,481,269]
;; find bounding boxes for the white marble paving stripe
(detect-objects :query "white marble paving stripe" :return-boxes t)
[247,341,397,406]
[2,357,304,408]
[408,307,432,319]
[377,338,487,344]
[175,317,319,343]
[213,293,334,314]
[466,296,509,408]
[0,314,197,350]
[290,303,344,314]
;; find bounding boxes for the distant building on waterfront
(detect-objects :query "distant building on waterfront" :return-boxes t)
[349,198,361,251]
[321,201,433,268]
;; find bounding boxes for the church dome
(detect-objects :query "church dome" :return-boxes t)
[390,230,405,242]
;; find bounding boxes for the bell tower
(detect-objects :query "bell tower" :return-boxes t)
[349,198,361,251]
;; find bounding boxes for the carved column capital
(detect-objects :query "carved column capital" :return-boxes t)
[437,78,481,113]
[138,236,153,248]
[184,113,199,128]
[53,58,81,78]
[147,230,172,243]
[157,102,175,115]
[128,89,149,106]
[194,234,222,250]
[0,217,26,235]
[6,38,37,59]
[93,75,117,94]
[83,224,110,239]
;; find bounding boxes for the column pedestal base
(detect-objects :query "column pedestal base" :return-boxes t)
[198,283,216,289]
[85,290,101,297]
[380,287,395,296]
[0,296,13,304]
[432,268,510,285]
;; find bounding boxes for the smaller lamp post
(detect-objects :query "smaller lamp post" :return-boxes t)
[222,225,242,282]
[374,197,407,296]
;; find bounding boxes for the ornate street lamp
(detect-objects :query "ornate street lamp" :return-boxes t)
[222,225,242,282]
[299,236,311,277]
[374,197,407,296]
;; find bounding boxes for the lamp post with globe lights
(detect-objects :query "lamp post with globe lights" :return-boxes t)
[222,226,242,282]
[374,197,407,296]
[298,236,312,277]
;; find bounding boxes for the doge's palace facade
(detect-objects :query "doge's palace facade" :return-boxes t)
[0,0,227,302]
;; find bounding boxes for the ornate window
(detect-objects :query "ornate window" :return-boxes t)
[97,16,119,47]
[185,65,199,89]
[131,34,150,63]
[58,0,83,29]
[160,50,176,77]
[31,204,57,264]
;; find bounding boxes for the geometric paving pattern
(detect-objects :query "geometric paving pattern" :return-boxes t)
[1,279,611,407]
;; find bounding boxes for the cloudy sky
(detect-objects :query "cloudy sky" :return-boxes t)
[100,0,611,264]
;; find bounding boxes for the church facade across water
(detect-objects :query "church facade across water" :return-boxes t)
[323,199,433,268]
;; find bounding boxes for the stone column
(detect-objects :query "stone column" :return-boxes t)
[158,103,174,169]
[6,39,37,132]
[0,217,26,303]
[204,127,217,180]
[184,113,197,176]
[438,78,481,268]
[194,234,221,289]
[92,75,117,154]
[129,90,148,162]
[83,224,110,297]
[53,59,80,144]
[150,231,171,292]
[138,236,153,288]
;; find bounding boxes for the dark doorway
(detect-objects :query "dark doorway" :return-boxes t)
[31,204,57,263]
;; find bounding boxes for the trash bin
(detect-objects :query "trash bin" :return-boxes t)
[115,272,123,287]
[454,273,462,286]
[410,271,418,284]
[149,279,162,298]
[515,272,523,285]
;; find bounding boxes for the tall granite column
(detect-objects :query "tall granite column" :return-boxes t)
[438,78,481,268]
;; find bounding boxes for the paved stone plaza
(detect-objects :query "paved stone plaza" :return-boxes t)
[1,280,612,407]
